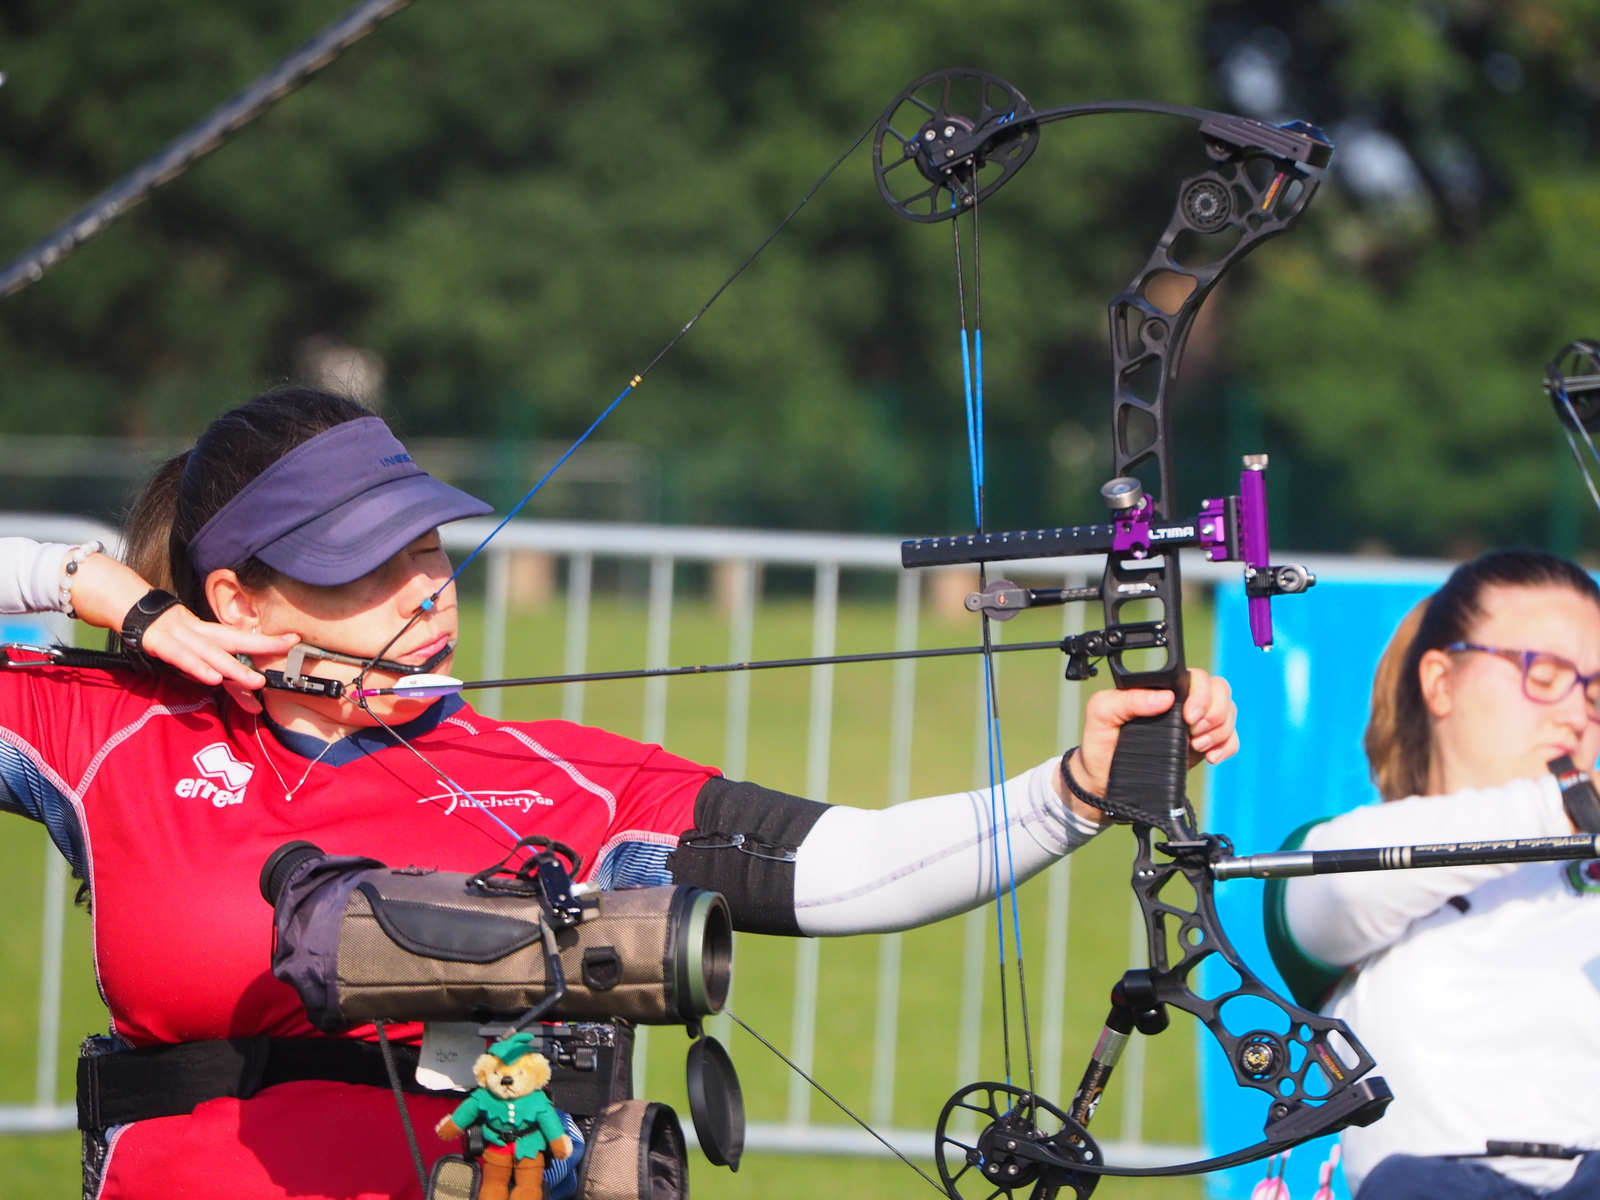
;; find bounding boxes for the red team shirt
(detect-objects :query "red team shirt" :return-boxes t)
[0,666,716,1199]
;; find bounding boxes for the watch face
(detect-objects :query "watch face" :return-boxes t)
[137,591,176,616]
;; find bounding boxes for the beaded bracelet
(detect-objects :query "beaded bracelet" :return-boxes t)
[1059,746,1106,810]
[58,540,106,618]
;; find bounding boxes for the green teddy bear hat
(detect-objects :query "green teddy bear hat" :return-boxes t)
[486,1031,539,1066]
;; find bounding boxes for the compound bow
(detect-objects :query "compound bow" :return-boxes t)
[866,68,1399,1200]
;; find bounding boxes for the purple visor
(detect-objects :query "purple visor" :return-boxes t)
[187,417,493,586]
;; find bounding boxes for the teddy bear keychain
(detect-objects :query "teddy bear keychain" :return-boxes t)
[435,1031,574,1200]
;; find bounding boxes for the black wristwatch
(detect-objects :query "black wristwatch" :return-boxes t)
[120,589,182,658]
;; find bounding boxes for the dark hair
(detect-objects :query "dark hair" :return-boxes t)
[1365,550,1600,800]
[123,388,372,619]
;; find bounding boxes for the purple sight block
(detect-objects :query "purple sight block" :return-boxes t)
[1197,497,1232,561]
[1239,460,1274,649]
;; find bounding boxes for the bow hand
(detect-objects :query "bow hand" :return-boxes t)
[1066,668,1238,815]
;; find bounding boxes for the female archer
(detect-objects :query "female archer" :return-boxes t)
[1270,550,1600,1199]
[0,387,1238,1200]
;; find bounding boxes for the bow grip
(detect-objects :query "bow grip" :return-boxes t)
[1103,704,1190,833]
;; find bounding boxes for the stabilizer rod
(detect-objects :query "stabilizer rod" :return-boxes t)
[1212,833,1600,880]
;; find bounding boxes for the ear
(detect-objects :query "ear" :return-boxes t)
[206,569,264,632]
[526,1053,552,1091]
[473,1053,499,1087]
[1418,648,1455,720]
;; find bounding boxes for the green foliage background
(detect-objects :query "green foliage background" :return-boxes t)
[4,0,1600,552]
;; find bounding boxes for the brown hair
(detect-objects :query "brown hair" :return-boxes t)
[1364,550,1600,800]
[123,388,371,620]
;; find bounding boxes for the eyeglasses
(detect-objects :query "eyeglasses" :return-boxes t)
[1446,642,1600,716]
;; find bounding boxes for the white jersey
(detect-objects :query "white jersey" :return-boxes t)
[1284,776,1600,1193]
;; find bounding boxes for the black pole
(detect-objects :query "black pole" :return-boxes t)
[0,0,414,299]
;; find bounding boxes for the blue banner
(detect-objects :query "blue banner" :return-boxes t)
[1201,577,1441,1200]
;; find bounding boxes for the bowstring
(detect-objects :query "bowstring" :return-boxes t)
[971,172,1036,1100]
[338,116,881,855]
[953,167,1034,1098]
[350,115,879,695]
[427,118,876,594]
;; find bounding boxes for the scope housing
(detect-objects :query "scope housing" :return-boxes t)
[265,843,732,1030]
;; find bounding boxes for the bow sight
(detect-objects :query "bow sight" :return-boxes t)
[875,68,1392,1199]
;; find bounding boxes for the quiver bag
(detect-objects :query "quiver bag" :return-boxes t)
[265,846,731,1032]
[578,1101,687,1200]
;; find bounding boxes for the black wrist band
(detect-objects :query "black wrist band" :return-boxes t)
[120,589,181,657]
[1060,746,1106,810]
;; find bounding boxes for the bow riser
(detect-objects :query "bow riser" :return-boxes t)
[1128,829,1383,1129]
[1106,151,1322,692]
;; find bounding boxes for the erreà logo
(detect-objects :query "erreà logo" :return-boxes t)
[175,742,256,808]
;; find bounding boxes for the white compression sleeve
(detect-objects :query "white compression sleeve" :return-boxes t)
[1284,775,1571,967]
[0,539,73,615]
[791,757,1104,936]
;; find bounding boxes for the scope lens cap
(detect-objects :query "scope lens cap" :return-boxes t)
[259,840,324,906]
[685,1034,745,1170]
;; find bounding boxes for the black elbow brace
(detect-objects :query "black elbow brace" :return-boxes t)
[666,777,829,936]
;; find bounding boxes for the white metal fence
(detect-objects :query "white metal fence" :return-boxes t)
[0,513,1451,1167]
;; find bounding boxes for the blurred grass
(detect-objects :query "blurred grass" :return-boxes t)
[0,587,1212,1200]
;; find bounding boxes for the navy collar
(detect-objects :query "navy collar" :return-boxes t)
[262,694,465,767]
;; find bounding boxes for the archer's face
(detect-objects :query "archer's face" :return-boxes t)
[221,529,458,727]
[1422,583,1600,793]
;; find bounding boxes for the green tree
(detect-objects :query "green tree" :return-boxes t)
[11,0,1599,550]
[0,0,1219,530]
[1214,0,1600,553]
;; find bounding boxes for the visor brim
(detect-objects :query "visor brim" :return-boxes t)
[253,474,493,586]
